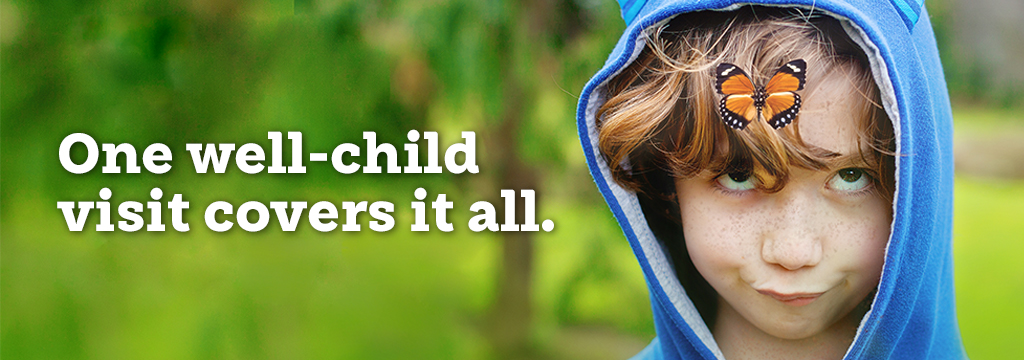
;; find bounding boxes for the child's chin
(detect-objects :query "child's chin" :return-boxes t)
[752,314,832,340]
[770,324,828,340]
[746,298,866,341]
[746,300,849,339]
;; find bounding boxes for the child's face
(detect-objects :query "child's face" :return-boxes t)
[675,69,890,339]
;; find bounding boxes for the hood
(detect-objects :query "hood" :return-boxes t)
[575,0,966,359]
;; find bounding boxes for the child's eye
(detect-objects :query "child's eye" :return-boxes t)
[828,168,872,192]
[716,171,756,191]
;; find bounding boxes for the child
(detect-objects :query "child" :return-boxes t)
[576,1,966,359]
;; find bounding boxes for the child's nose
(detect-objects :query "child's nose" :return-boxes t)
[760,191,825,270]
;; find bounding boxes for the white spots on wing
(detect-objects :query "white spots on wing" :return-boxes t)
[720,100,747,130]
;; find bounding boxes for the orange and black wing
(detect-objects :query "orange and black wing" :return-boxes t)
[716,63,757,129]
[720,95,758,130]
[762,59,806,129]
[764,59,806,93]
[763,92,801,129]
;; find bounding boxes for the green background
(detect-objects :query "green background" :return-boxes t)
[2,0,1022,359]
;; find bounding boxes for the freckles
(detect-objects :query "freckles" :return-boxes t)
[703,209,762,263]
[829,213,889,268]
[682,202,753,267]
[824,221,844,257]
[726,212,758,256]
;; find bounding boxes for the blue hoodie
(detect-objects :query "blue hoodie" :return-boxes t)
[575,0,966,359]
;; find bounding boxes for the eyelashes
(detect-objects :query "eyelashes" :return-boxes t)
[715,171,756,192]
[828,168,873,192]
[711,167,879,195]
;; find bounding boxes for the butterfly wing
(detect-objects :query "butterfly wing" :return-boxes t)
[763,92,801,129]
[716,63,756,95]
[716,63,758,129]
[762,59,806,129]
[764,59,806,93]
[720,95,757,129]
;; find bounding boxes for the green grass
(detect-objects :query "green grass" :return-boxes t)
[953,177,1024,359]
[952,105,1024,132]
[938,105,1024,358]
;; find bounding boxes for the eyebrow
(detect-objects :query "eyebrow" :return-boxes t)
[808,145,876,170]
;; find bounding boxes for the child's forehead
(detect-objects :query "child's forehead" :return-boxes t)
[711,137,874,166]
[709,67,876,165]
[797,67,874,155]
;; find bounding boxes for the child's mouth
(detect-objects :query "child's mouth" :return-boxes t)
[756,289,824,306]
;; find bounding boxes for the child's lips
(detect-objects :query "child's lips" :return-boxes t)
[756,289,824,306]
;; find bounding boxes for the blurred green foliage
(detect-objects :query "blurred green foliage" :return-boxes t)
[927,0,1024,108]
[2,0,1021,359]
[2,0,650,359]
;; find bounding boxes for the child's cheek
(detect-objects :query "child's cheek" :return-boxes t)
[678,188,764,281]
[835,199,891,281]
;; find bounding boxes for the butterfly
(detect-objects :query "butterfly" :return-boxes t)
[715,59,806,130]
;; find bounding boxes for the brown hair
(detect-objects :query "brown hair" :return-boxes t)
[598,7,894,197]
[595,7,895,326]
